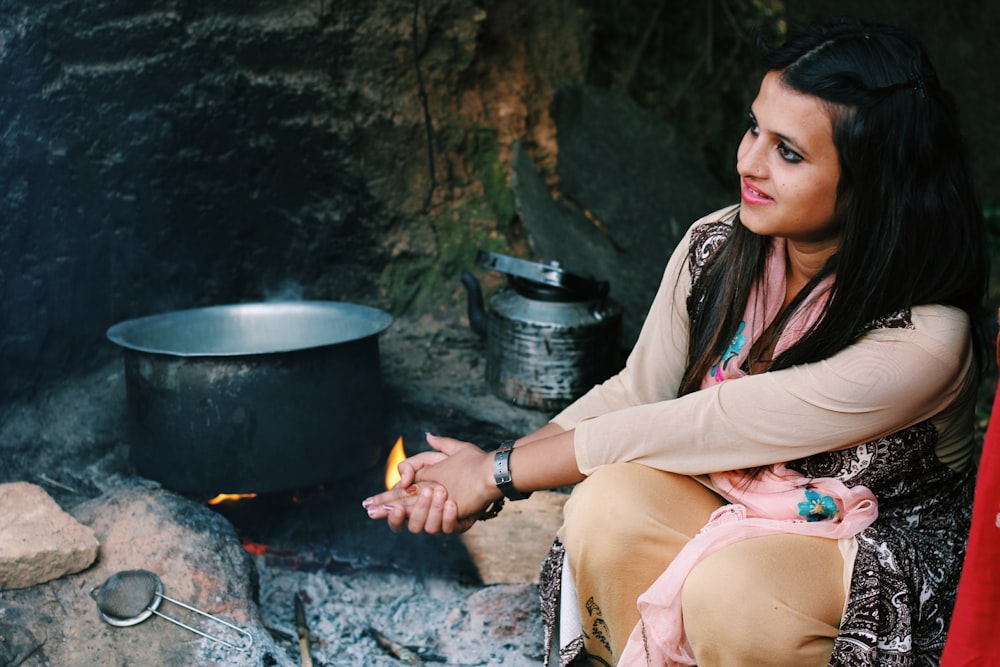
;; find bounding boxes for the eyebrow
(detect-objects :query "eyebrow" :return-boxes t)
[748,108,809,157]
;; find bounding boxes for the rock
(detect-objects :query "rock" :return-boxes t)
[0,483,295,667]
[0,482,99,590]
[460,490,568,585]
[513,84,731,346]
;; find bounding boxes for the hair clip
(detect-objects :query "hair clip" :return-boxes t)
[874,73,929,99]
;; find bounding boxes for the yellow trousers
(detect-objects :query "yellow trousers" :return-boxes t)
[558,463,847,666]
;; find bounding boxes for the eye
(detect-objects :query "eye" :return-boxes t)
[777,142,804,163]
[746,112,759,136]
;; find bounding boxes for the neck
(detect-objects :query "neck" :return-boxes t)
[784,239,837,305]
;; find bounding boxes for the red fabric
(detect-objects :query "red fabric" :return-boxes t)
[940,372,1000,665]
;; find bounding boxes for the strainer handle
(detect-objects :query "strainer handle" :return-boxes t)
[154,593,254,652]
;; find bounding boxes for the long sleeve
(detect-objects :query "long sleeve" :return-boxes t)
[552,217,698,427]
[572,305,974,475]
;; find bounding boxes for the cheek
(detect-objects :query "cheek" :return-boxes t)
[787,173,838,214]
[814,177,840,218]
[796,185,839,231]
[812,162,841,216]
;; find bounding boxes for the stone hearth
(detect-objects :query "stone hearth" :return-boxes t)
[0,306,562,666]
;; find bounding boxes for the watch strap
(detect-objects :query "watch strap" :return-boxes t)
[493,441,532,501]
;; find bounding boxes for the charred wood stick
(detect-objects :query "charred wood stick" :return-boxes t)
[36,474,78,494]
[368,627,423,665]
[294,592,313,667]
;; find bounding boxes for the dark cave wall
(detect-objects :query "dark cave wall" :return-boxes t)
[1,2,387,400]
[0,0,587,404]
[2,0,997,409]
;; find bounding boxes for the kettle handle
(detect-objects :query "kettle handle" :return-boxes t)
[461,270,489,338]
[475,250,607,299]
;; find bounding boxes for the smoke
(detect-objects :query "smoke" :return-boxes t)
[262,279,304,302]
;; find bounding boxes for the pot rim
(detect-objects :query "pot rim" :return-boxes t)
[106,300,393,357]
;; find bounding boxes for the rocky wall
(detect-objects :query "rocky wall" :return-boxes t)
[0,0,588,406]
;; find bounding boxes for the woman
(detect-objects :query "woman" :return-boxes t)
[364,20,988,666]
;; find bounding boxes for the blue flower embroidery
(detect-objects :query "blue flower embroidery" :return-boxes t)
[710,321,747,381]
[797,488,838,522]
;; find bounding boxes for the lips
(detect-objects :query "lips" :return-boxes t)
[741,179,773,205]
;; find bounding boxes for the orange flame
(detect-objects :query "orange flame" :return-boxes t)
[385,436,406,490]
[207,493,258,506]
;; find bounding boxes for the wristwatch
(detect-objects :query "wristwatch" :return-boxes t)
[493,440,532,501]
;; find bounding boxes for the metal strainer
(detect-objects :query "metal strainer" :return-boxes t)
[90,569,253,651]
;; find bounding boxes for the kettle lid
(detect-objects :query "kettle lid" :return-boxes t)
[475,251,608,302]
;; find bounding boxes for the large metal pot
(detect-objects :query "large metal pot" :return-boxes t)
[106,301,393,495]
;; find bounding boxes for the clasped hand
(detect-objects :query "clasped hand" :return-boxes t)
[362,433,502,535]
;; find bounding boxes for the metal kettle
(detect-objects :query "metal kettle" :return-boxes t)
[461,251,623,411]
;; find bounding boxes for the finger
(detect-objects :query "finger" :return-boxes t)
[365,494,417,522]
[395,451,447,488]
[362,480,418,516]
[396,459,419,486]
[362,489,397,516]
[441,499,462,534]
[403,451,448,469]
[423,487,447,534]
[396,459,417,488]
[406,485,434,534]
[396,459,423,488]
[425,432,477,456]
[386,503,408,533]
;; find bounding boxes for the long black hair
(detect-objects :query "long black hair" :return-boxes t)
[680,20,989,396]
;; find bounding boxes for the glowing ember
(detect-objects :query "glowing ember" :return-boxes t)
[207,493,258,506]
[242,540,268,556]
[384,436,406,490]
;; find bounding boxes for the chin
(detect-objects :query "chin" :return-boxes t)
[737,207,774,236]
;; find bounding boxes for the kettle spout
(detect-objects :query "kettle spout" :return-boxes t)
[461,270,488,338]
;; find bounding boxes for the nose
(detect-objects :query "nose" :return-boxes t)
[736,132,766,179]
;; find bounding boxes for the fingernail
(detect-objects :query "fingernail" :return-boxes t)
[382,504,395,511]
[405,485,418,496]
[362,498,373,509]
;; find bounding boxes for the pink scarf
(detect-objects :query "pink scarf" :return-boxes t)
[618,238,879,666]
[710,237,832,383]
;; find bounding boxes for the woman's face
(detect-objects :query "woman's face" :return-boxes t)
[737,71,841,251]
